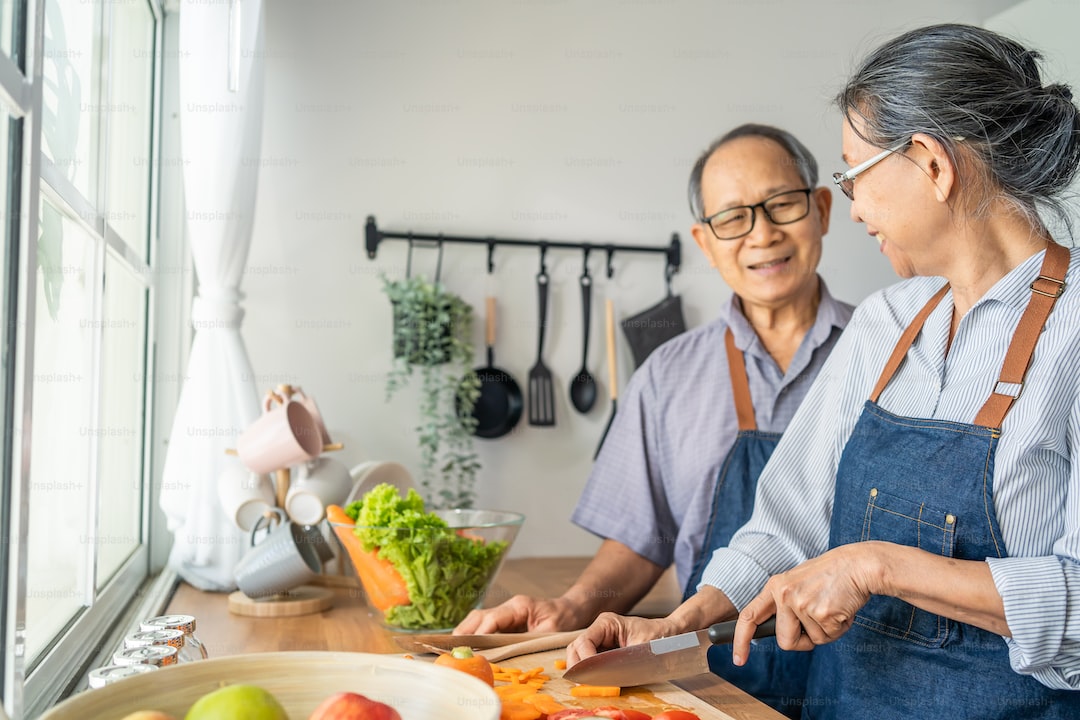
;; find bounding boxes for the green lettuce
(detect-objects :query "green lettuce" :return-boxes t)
[343,483,507,630]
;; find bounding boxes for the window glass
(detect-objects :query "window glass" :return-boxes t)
[106,0,154,261]
[41,0,101,202]
[25,194,96,665]
[95,254,147,586]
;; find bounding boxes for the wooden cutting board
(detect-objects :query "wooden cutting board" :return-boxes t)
[496,649,785,719]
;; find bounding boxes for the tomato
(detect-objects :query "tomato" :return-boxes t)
[654,711,702,720]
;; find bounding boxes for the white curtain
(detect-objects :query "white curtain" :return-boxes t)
[159,0,266,591]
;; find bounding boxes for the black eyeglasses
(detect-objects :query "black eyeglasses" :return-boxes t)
[832,139,911,200]
[699,189,812,241]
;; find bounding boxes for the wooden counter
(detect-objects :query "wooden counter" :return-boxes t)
[166,556,786,719]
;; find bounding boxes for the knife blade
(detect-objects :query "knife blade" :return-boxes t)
[562,618,777,686]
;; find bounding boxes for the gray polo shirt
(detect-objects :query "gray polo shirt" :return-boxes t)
[571,279,853,591]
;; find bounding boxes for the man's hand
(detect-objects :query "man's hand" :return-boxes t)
[565,613,677,666]
[454,595,584,634]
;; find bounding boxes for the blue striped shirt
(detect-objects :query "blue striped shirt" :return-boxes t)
[572,280,852,590]
[702,246,1080,690]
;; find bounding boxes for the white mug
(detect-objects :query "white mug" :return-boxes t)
[284,456,353,525]
[236,397,322,474]
[217,462,276,531]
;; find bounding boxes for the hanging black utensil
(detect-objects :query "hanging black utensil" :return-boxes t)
[569,263,597,414]
[620,262,686,368]
[527,253,556,427]
[594,298,618,458]
[462,297,523,439]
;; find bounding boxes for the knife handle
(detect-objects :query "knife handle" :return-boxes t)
[707,617,777,645]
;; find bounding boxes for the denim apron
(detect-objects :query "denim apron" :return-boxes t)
[803,242,1079,719]
[683,328,810,718]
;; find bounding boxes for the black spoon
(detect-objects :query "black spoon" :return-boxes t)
[569,270,597,413]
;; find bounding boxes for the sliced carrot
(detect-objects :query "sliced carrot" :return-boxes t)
[326,504,410,611]
[522,693,566,714]
[495,684,538,702]
[553,658,567,670]
[499,700,542,720]
[569,685,621,698]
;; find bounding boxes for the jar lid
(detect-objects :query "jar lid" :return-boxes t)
[112,645,178,667]
[125,628,184,649]
[88,664,157,688]
[140,614,195,634]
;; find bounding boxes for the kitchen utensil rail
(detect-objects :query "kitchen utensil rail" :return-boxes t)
[364,215,681,278]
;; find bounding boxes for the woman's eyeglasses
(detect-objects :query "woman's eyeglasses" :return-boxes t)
[832,139,911,200]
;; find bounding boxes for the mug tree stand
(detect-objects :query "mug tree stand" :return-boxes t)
[227,386,344,618]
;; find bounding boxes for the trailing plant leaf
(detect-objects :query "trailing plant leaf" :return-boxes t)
[383,275,481,509]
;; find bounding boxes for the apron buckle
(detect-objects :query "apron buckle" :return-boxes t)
[1030,275,1065,298]
[993,380,1023,399]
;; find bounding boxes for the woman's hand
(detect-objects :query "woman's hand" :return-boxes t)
[565,613,678,666]
[732,543,883,665]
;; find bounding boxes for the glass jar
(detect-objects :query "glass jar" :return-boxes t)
[112,644,178,668]
[87,663,157,689]
[124,628,184,655]
[140,614,208,662]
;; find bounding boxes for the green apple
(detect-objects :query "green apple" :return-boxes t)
[185,684,288,720]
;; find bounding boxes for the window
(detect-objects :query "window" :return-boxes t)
[2,0,164,715]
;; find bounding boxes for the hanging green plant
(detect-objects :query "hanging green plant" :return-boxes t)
[383,275,481,508]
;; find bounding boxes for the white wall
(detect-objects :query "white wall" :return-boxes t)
[239,0,1021,558]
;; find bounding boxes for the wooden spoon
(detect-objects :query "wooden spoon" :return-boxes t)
[394,630,582,662]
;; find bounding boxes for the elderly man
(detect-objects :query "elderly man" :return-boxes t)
[457,124,853,716]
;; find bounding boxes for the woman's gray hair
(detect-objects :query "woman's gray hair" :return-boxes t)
[687,123,819,219]
[837,23,1080,235]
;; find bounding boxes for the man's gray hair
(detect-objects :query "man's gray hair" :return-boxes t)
[687,123,819,220]
[837,23,1080,234]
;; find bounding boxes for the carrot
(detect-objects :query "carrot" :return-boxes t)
[522,693,565,714]
[326,504,410,611]
[434,646,495,686]
[553,658,567,670]
[499,701,541,720]
[569,685,621,698]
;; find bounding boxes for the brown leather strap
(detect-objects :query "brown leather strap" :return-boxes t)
[973,241,1069,428]
[869,283,951,403]
[725,328,756,432]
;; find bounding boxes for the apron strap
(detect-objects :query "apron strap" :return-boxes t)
[725,328,756,432]
[973,241,1069,428]
[869,283,951,403]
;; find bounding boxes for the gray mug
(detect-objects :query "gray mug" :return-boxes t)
[234,508,322,598]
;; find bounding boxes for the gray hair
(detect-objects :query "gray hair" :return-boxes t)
[687,123,819,220]
[837,23,1080,235]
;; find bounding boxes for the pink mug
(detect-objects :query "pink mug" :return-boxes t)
[289,387,332,445]
[236,397,322,474]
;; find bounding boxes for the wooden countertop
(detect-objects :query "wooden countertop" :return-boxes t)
[166,556,785,719]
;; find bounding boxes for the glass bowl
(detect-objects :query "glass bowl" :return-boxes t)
[330,508,524,632]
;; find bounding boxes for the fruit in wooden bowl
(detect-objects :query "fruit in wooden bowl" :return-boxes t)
[39,652,499,720]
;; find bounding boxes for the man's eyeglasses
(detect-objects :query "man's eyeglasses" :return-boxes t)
[832,139,911,201]
[699,188,812,241]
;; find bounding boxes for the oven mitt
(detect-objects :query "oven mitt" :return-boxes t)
[620,294,687,368]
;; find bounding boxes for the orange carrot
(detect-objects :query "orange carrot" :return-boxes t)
[522,693,565,714]
[569,685,621,698]
[499,701,541,720]
[553,658,567,670]
[326,504,410,611]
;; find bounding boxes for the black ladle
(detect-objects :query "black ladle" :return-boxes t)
[569,269,597,413]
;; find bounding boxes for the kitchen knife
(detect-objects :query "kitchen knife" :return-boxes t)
[562,618,776,686]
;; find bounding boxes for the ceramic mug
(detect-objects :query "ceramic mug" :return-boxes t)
[289,387,332,446]
[236,397,322,474]
[234,508,322,598]
[217,462,276,531]
[285,457,353,525]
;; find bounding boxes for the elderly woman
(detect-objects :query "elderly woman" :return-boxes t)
[568,24,1080,719]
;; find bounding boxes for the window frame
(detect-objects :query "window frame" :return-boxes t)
[0,0,169,715]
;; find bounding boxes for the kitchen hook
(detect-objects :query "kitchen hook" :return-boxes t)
[664,262,675,297]
[487,240,496,274]
[581,247,591,278]
[405,236,444,283]
[538,243,549,277]
[605,247,615,279]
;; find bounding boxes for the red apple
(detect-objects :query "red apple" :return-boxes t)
[307,692,402,720]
